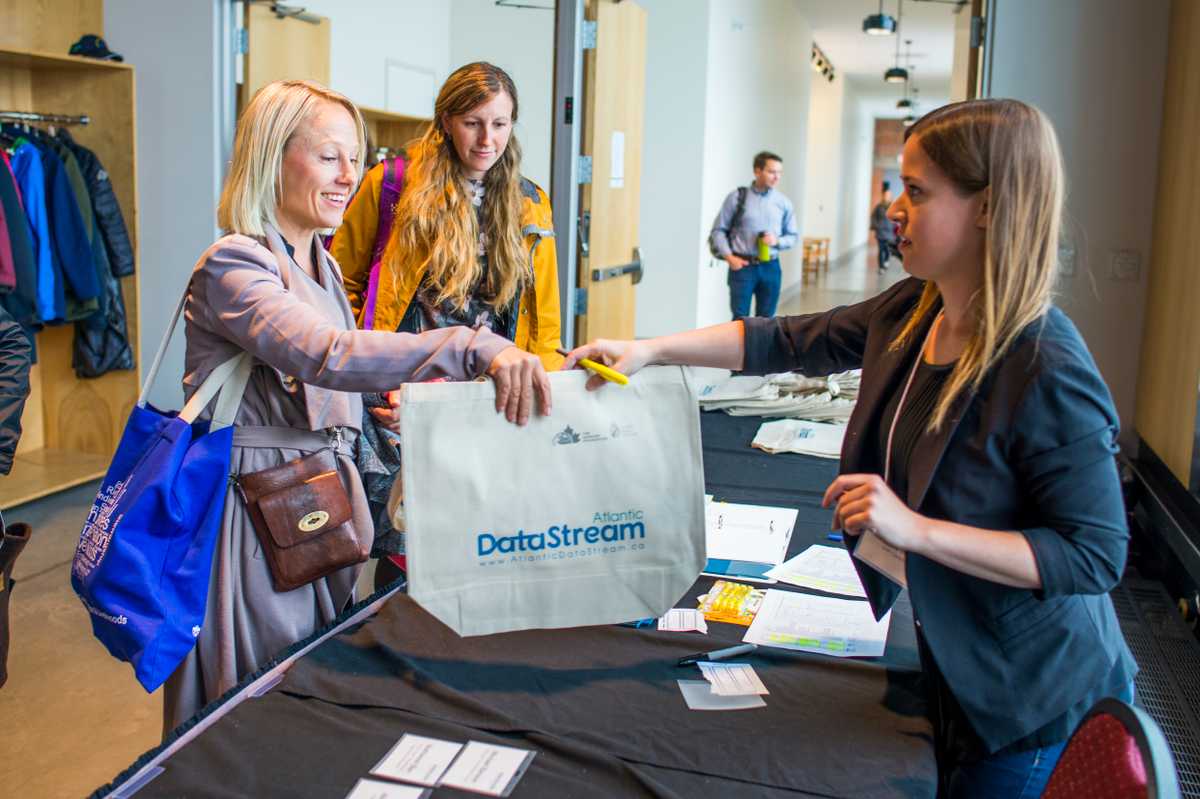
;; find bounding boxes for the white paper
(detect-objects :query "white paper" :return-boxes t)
[371,733,463,787]
[345,779,431,799]
[610,130,625,188]
[743,589,891,658]
[764,545,867,598]
[752,418,846,459]
[440,741,536,797]
[705,502,797,566]
[658,608,708,633]
[853,531,908,588]
[697,662,769,696]
[678,679,767,710]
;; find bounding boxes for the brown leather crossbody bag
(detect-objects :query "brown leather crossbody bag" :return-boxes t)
[236,448,368,592]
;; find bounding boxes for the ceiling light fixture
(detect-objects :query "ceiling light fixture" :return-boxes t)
[862,0,897,35]
[811,42,836,83]
[884,3,908,83]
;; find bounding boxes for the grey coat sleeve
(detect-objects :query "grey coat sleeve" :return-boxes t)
[191,239,511,393]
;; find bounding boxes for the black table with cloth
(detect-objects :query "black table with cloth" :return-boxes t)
[98,414,936,799]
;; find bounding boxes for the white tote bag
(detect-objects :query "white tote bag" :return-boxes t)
[400,366,707,636]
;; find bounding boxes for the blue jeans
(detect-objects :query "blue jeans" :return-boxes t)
[948,680,1136,799]
[729,258,781,319]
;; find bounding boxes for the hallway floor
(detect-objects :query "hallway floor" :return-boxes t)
[1,244,905,798]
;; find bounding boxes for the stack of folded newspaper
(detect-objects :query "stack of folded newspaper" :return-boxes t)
[691,369,861,423]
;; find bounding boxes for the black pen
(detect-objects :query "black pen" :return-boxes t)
[676,643,758,667]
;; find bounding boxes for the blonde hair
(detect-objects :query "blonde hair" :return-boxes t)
[386,62,530,312]
[891,99,1064,429]
[218,79,366,238]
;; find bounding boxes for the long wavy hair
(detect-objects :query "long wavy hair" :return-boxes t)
[890,99,1064,430]
[386,62,530,311]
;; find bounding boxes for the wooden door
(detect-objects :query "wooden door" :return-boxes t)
[240,1,331,110]
[576,0,646,343]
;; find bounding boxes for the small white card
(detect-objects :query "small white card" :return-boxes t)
[439,741,536,797]
[677,679,767,711]
[371,734,463,787]
[344,778,431,799]
[658,608,708,633]
[853,531,908,588]
[697,662,769,696]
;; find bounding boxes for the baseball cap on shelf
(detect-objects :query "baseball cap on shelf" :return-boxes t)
[68,34,123,62]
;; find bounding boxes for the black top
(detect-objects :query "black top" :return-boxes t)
[879,356,954,502]
[740,277,1138,754]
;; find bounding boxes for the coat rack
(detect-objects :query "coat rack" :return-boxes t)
[0,110,90,125]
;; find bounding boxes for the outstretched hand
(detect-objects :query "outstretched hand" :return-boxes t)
[561,339,653,391]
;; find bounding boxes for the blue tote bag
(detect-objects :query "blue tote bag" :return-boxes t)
[71,290,251,692]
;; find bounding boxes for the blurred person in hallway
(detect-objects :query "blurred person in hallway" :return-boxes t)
[872,180,902,272]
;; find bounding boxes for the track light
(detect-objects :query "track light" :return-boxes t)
[811,42,835,83]
[863,0,897,35]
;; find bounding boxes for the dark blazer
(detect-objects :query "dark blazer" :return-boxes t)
[742,277,1137,753]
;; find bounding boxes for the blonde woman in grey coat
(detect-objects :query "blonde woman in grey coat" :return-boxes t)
[163,79,551,732]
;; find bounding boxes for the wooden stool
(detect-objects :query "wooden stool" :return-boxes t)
[818,237,831,272]
[802,239,822,283]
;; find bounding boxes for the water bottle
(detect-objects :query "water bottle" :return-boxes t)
[757,232,770,262]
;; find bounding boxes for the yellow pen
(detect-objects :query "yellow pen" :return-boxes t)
[556,347,629,386]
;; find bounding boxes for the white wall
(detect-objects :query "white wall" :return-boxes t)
[802,70,846,259]
[697,0,813,329]
[990,0,1170,446]
[448,0,554,190]
[304,0,450,116]
[836,79,876,263]
[105,0,224,409]
[635,0,712,339]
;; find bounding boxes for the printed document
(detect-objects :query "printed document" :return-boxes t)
[697,662,769,696]
[743,589,891,658]
[764,545,867,598]
[658,608,708,633]
[853,531,908,588]
[677,679,767,711]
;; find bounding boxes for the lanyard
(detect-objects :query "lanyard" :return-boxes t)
[883,311,943,486]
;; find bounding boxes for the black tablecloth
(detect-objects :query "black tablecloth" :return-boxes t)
[119,414,936,798]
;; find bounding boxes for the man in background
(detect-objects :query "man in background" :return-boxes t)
[871,181,901,272]
[709,151,797,319]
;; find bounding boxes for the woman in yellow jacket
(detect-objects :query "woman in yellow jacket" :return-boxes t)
[331,61,562,588]
[331,62,562,368]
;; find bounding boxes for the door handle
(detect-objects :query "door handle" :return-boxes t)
[591,246,643,285]
[578,211,591,257]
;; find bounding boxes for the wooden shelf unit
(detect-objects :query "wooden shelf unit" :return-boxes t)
[0,47,139,509]
[359,105,430,163]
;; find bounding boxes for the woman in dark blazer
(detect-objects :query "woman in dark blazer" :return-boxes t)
[565,99,1136,798]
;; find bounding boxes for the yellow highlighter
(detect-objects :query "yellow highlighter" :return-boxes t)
[556,347,629,386]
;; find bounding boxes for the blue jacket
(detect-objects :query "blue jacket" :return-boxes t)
[742,277,1137,753]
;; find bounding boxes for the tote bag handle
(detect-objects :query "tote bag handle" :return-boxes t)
[138,280,252,431]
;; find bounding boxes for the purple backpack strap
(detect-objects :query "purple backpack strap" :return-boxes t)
[362,156,406,330]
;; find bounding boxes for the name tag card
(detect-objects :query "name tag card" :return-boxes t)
[439,741,537,797]
[371,734,463,787]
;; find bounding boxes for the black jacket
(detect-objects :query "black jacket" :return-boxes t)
[54,128,134,278]
[0,303,31,473]
[742,277,1137,753]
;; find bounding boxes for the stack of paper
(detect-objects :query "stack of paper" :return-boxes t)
[658,608,708,633]
[355,733,536,798]
[752,418,847,459]
[697,662,769,696]
[743,589,891,658]
[764,545,866,597]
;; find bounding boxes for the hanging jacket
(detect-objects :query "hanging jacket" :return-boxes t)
[0,302,31,474]
[0,181,15,292]
[0,153,40,359]
[9,141,64,323]
[54,129,134,278]
[34,137,100,318]
[331,164,563,369]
